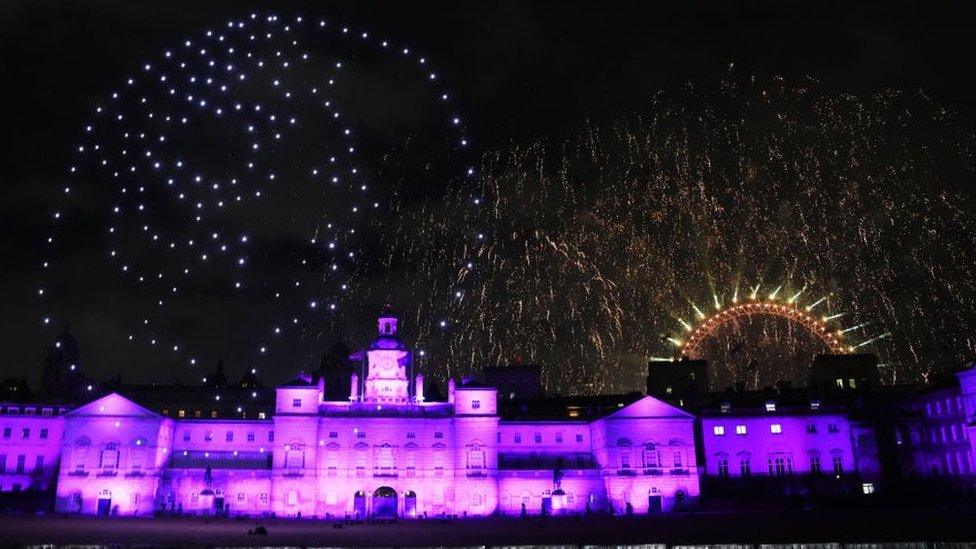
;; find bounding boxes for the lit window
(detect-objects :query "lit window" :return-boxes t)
[735,425,747,435]
[210,411,218,418]
[765,402,776,412]
[770,423,783,434]
[258,412,266,419]
[862,482,875,494]
[178,410,186,418]
[713,425,725,436]
[836,378,844,388]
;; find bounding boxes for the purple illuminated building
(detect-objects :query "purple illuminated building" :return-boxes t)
[699,399,875,498]
[0,311,700,518]
[892,366,976,491]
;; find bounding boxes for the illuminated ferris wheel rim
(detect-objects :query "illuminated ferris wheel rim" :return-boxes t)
[675,299,853,359]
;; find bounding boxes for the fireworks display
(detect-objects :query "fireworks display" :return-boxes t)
[414,76,976,393]
[36,14,976,396]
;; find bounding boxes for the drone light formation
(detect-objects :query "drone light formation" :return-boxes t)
[38,13,485,381]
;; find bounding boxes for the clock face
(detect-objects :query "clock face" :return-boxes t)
[372,353,399,375]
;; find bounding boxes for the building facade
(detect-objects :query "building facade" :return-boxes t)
[0,312,699,518]
[702,403,857,479]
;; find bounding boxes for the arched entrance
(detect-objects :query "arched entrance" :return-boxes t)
[403,490,417,518]
[353,490,366,519]
[372,486,397,519]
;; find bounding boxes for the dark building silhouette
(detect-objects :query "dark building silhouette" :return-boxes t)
[485,363,544,401]
[646,358,710,409]
[39,327,89,402]
[319,340,354,401]
[810,353,880,393]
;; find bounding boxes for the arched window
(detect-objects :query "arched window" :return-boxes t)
[326,443,340,477]
[130,438,147,472]
[467,441,485,471]
[808,449,822,475]
[669,439,686,469]
[642,443,660,469]
[355,443,368,476]
[737,452,752,477]
[831,449,844,475]
[285,441,305,475]
[617,438,633,470]
[404,443,417,477]
[715,452,730,478]
[433,443,446,477]
[374,442,396,475]
[73,437,91,472]
[767,452,793,477]
[99,442,120,472]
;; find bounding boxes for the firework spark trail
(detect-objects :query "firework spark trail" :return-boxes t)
[400,76,976,394]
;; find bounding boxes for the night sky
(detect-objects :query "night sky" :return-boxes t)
[2,1,975,393]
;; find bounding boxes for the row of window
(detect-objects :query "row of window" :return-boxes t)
[506,432,585,444]
[0,454,46,475]
[182,430,274,443]
[619,448,684,469]
[712,423,841,436]
[0,406,65,416]
[1,427,50,440]
[183,490,270,504]
[715,454,844,477]
[924,396,964,418]
[165,410,269,419]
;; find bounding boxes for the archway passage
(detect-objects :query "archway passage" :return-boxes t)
[353,490,366,519]
[373,486,397,519]
[403,490,417,518]
[679,300,849,359]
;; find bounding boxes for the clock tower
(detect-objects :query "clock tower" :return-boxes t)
[362,309,412,403]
